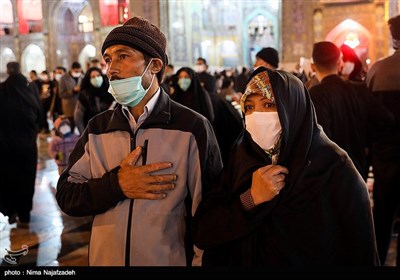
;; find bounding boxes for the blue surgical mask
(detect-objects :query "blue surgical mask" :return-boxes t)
[178,78,191,91]
[90,76,103,88]
[225,95,232,102]
[108,59,154,107]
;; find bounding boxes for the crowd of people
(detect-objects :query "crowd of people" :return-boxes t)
[0,13,399,267]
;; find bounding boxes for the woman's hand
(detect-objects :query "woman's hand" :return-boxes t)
[250,165,289,205]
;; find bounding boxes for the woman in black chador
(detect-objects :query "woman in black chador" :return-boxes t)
[0,70,41,225]
[193,67,379,266]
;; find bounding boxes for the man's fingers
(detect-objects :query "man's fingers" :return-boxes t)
[146,174,177,184]
[121,146,142,166]
[148,183,176,192]
[140,192,168,200]
[141,162,173,173]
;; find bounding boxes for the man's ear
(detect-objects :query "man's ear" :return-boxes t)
[151,58,163,74]
[310,63,316,73]
[337,58,343,72]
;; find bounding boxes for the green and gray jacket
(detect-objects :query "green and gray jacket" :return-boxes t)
[56,89,223,266]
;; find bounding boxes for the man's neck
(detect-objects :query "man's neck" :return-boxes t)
[129,85,159,121]
[315,70,337,82]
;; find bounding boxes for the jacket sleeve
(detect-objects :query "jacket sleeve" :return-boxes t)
[55,128,127,217]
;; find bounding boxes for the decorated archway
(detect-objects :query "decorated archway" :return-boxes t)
[325,19,372,66]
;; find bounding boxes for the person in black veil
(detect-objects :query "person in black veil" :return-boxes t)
[74,67,114,134]
[0,66,41,226]
[170,67,214,123]
[192,66,379,266]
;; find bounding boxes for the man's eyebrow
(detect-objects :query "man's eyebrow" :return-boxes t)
[104,47,134,56]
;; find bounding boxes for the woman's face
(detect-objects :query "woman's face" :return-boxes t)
[90,70,102,79]
[243,93,277,116]
[178,70,190,79]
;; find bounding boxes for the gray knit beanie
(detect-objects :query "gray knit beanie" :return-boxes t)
[101,16,168,78]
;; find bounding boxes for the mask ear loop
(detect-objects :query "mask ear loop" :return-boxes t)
[141,58,154,79]
[145,73,155,93]
[142,59,155,92]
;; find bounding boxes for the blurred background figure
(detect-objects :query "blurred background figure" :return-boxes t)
[50,66,66,122]
[234,67,250,95]
[366,14,400,267]
[38,70,57,134]
[213,78,244,165]
[171,66,214,123]
[340,44,365,81]
[196,57,217,95]
[48,116,80,175]
[161,64,175,95]
[0,62,41,226]
[291,62,308,84]
[59,62,83,133]
[74,67,114,135]
[253,47,279,70]
[309,41,394,182]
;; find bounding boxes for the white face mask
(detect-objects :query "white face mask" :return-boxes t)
[59,124,71,136]
[195,64,206,73]
[245,111,282,151]
[55,74,63,82]
[341,62,355,76]
[71,72,81,78]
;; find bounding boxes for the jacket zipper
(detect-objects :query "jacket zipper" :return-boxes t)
[125,135,135,266]
[125,134,149,266]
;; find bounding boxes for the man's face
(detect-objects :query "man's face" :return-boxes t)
[165,66,173,76]
[71,68,82,75]
[195,59,207,73]
[103,45,147,81]
[55,69,65,75]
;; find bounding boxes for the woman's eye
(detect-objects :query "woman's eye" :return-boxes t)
[244,105,253,112]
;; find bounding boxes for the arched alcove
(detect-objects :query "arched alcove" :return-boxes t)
[325,19,372,65]
[78,4,94,33]
[50,0,93,68]
[21,44,46,75]
[0,47,17,81]
[78,44,96,72]
[243,10,279,67]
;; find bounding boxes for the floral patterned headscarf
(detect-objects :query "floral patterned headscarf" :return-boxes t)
[240,71,275,113]
[239,70,282,163]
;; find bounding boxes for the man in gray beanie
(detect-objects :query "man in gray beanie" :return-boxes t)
[254,47,279,70]
[56,16,222,266]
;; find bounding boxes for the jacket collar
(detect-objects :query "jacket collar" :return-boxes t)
[106,87,172,133]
